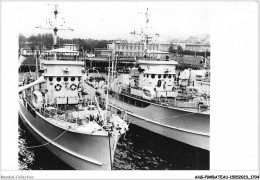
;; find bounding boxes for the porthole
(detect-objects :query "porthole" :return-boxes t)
[158,74,161,79]
[151,74,155,79]
[78,77,81,81]
[168,75,172,78]
[163,74,167,78]
[56,77,61,82]
[71,77,75,81]
[49,77,53,82]
[147,74,149,78]
[64,77,68,82]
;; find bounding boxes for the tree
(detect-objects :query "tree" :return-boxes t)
[177,45,183,52]
[18,34,26,45]
[168,44,177,54]
[28,35,38,44]
[78,39,93,53]
[42,33,54,49]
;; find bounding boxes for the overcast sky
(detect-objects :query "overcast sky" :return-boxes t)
[9,1,210,42]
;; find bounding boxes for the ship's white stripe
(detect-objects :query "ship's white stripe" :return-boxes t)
[18,108,104,166]
[109,103,209,137]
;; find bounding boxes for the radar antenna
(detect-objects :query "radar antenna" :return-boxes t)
[36,4,73,49]
[130,8,160,58]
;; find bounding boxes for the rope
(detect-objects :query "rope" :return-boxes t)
[22,127,70,149]
[123,132,128,141]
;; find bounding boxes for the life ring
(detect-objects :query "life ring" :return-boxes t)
[32,90,43,109]
[54,84,62,91]
[70,84,77,91]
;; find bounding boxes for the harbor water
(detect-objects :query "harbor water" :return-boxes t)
[18,117,209,170]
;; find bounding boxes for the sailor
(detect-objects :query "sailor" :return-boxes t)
[78,101,83,110]
[198,96,205,110]
[89,114,94,122]
[78,82,83,99]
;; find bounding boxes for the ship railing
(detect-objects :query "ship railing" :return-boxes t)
[38,105,93,128]
[174,101,198,108]
[23,91,88,127]
[168,97,210,111]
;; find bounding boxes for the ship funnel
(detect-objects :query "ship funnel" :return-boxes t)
[18,76,45,93]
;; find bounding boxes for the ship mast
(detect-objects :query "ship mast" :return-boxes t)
[53,4,59,48]
[130,8,159,59]
[144,8,149,57]
[36,4,73,50]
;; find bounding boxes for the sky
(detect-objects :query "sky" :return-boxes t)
[9,1,210,43]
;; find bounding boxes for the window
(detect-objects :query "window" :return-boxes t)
[71,77,75,81]
[57,77,61,82]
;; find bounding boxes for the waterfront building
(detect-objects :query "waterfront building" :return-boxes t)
[185,44,210,52]
[60,43,79,51]
[19,42,47,56]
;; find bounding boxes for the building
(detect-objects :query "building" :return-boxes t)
[61,43,79,51]
[171,41,186,50]
[19,42,47,56]
[95,40,173,59]
[185,44,210,52]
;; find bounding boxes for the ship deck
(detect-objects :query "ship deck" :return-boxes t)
[115,90,210,114]
[20,93,108,135]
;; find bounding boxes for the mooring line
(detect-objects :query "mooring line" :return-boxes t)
[22,127,70,149]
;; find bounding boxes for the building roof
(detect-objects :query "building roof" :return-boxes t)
[62,44,79,46]
[45,48,78,53]
[186,44,210,46]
